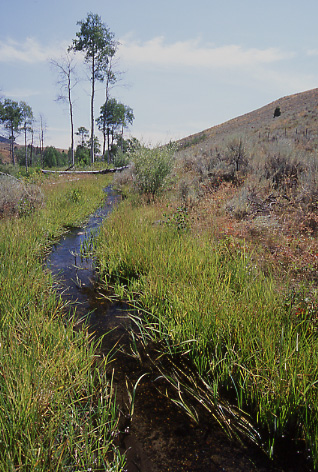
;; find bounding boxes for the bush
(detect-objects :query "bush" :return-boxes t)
[0,173,44,217]
[113,149,130,168]
[226,137,248,173]
[131,144,175,201]
[75,145,90,166]
[43,146,68,168]
[264,154,303,192]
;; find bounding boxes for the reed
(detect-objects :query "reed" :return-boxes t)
[96,199,318,467]
[0,175,125,471]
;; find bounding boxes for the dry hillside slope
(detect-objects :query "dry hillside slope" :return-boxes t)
[178,87,318,149]
[171,88,318,288]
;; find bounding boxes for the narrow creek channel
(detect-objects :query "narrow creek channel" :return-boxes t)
[46,186,306,472]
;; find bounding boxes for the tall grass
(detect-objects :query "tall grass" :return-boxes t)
[95,199,318,467]
[0,175,125,471]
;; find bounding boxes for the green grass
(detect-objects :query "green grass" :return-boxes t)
[95,199,318,468]
[0,175,125,471]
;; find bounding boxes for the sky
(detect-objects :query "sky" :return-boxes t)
[1,0,318,150]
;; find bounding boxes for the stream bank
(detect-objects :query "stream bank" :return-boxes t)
[47,186,295,472]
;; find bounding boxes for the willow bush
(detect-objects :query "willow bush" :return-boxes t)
[131,144,175,201]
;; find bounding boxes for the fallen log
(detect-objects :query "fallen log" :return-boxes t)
[41,166,129,175]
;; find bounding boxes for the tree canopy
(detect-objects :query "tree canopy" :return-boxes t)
[97,98,134,161]
[0,99,24,165]
[71,12,116,164]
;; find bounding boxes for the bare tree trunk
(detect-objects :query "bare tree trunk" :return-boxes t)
[24,124,28,172]
[39,127,44,168]
[51,53,77,167]
[107,127,110,164]
[102,121,106,157]
[10,125,15,166]
[39,115,45,167]
[103,70,110,159]
[30,129,33,166]
[90,55,95,165]
[69,75,74,166]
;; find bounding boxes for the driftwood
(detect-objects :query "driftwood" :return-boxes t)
[41,166,129,175]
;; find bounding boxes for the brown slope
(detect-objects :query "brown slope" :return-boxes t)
[178,87,318,148]
[0,141,12,163]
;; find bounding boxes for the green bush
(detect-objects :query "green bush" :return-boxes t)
[43,146,68,168]
[131,144,175,201]
[113,149,130,168]
[75,145,90,166]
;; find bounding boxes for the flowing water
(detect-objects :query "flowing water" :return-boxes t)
[46,186,308,472]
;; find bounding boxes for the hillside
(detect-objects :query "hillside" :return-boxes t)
[0,139,12,163]
[167,88,318,290]
[178,87,318,149]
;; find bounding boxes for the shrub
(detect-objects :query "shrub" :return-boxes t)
[0,173,44,218]
[264,154,303,192]
[43,146,68,168]
[131,144,175,201]
[113,149,130,168]
[75,145,90,166]
[225,136,248,173]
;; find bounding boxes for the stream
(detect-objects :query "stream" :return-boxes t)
[47,186,306,472]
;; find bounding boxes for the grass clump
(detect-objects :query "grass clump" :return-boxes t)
[95,199,318,468]
[0,174,125,471]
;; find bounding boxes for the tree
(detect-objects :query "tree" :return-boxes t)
[97,98,116,161]
[100,49,120,157]
[71,12,116,164]
[97,98,134,162]
[0,99,23,165]
[29,126,35,167]
[119,104,134,148]
[274,106,281,118]
[51,51,78,167]
[20,101,33,172]
[39,114,46,168]
[75,126,89,147]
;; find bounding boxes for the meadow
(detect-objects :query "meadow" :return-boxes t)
[94,92,318,469]
[0,173,125,471]
[95,197,318,467]
[1,88,318,470]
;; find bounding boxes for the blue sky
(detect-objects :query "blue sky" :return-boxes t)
[1,0,318,149]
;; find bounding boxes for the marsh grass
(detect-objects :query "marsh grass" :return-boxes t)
[0,174,125,471]
[96,199,318,467]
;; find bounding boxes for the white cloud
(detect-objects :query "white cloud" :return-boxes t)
[0,37,70,63]
[3,88,41,99]
[118,36,292,69]
[307,49,318,57]
[0,35,292,71]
